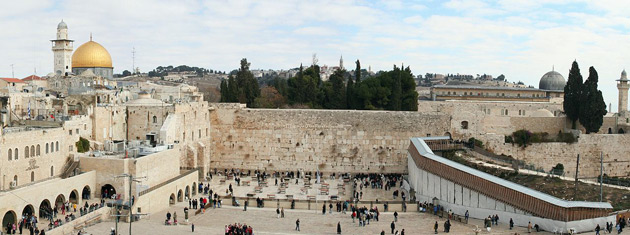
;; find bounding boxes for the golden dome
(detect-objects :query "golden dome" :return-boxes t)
[72,40,113,68]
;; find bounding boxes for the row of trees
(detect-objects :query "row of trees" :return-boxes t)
[220,58,418,111]
[148,65,223,77]
[563,61,607,133]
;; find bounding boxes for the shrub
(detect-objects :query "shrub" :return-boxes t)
[468,137,484,148]
[75,137,90,153]
[512,129,532,148]
[556,131,577,143]
[504,135,513,143]
[551,163,564,176]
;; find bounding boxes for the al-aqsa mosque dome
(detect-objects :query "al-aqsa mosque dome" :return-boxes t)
[71,36,113,79]
[538,70,566,91]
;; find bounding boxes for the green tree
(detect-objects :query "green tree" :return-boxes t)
[75,137,90,153]
[220,80,228,102]
[122,70,131,76]
[234,58,260,107]
[324,69,346,109]
[400,66,419,111]
[388,65,402,111]
[579,67,607,133]
[564,61,583,129]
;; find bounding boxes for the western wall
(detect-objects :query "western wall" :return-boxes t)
[208,103,451,173]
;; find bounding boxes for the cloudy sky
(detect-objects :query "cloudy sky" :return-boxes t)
[1,0,629,110]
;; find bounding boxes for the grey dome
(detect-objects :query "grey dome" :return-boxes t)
[539,71,566,91]
[57,20,67,29]
[621,70,627,81]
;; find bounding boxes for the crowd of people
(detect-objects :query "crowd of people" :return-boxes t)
[225,223,253,235]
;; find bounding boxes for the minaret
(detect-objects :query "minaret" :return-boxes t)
[51,20,74,76]
[617,69,629,114]
[339,55,343,70]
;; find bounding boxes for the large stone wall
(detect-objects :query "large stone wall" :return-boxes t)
[485,134,630,178]
[209,103,451,173]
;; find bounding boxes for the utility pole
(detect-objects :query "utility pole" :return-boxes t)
[10,64,14,78]
[574,154,580,200]
[599,151,604,202]
[115,173,146,235]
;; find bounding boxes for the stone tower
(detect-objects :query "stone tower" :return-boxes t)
[339,55,343,70]
[617,69,629,114]
[51,20,74,76]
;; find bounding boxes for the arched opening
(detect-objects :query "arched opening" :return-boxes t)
[620,128,626,134]
[444,132,452,139]
[177,189,183,202]
[169,193,176,205]
[25,146,29,158]
[30,171,34,182]
[82,185,91,200]
[55,194,66,208]
[608,128,613,134]
[14,148,18,160]
[50,142,54,152]
[101,184,116,199]
[2,211,16,233]
[461,121,469,130]
[50,166,54,177]
[69,190,79,204]
[39,199,52,218]
[56,141,59,151]
[46,143,49,154]
[22,204,35,218]
[192,182,197,195]
[7,148,11,161]
[152,115,157,123]
[185,186,190,199]
[30,145,34,157]
[36,145,40,156]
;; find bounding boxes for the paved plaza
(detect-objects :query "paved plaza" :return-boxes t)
[84,200,549,235]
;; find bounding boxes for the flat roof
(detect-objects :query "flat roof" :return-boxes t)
[433,85,563,92]
[410,137,612,209]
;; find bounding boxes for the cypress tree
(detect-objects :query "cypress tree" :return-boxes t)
[563,61,583,129]
[579,67,607,133]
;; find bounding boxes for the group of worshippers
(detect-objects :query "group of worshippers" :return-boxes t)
[4,214,43,235]
[225,223,253,235]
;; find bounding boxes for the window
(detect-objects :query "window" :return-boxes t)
[453,92,456,95]
[14,148,18,160]
[522,110,526,116]
[461,121,469,130]
[36,145,40,156]
[46,143,49,154]
[51,166,54,177]
[206,128,208,137]
[198,130,201,139]
[447,92,451,95]
[56,142,59,151]
[76,129,79,135]
[51,142,54,152]
[505,109,509,115]
[69,130,72,135]
[31,172,34,182]
[84,124,87,130]
[31,146,34,157]
[69,145,73,151]
[153,116,157,123]
[8,149,12,161]
[25,146,29,158]
[502,93,505,96]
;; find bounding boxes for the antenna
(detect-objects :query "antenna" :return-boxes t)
[132,47,136,75]
[10,64,14,78]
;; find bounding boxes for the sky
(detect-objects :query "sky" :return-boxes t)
[1,0,629,110]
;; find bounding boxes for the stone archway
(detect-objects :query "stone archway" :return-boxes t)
[169,194,176,205]
[82,185,91,200]
[22,204,35,217]
[69,189,79,204]
[101,184,116,199]
[55,194,66,208]
[192,182,197,195]
[39,199,52,218]
[177,189,183,202]
[185,186,190,199]
[2,210,16,233]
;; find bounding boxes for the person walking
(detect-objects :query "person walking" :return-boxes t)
[595,224,601,235]
[281,207,285,218]
[276,208,281,219]
[394,211,398,222]
[323,204,326,215]
[191,223,195,232]
[337,222,342,234]
[295,219,300,231]
[465,210,469,224]
[244,200,248,211]
[329,203,333,214]
[527,221,532,233]
[391,221,396,234]
[509,218,514,230]
[434,221,439,234]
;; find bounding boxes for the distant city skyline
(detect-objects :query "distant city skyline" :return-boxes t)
[1,0,629,110]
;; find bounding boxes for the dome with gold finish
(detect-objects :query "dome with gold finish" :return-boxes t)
[72,39,112,68]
